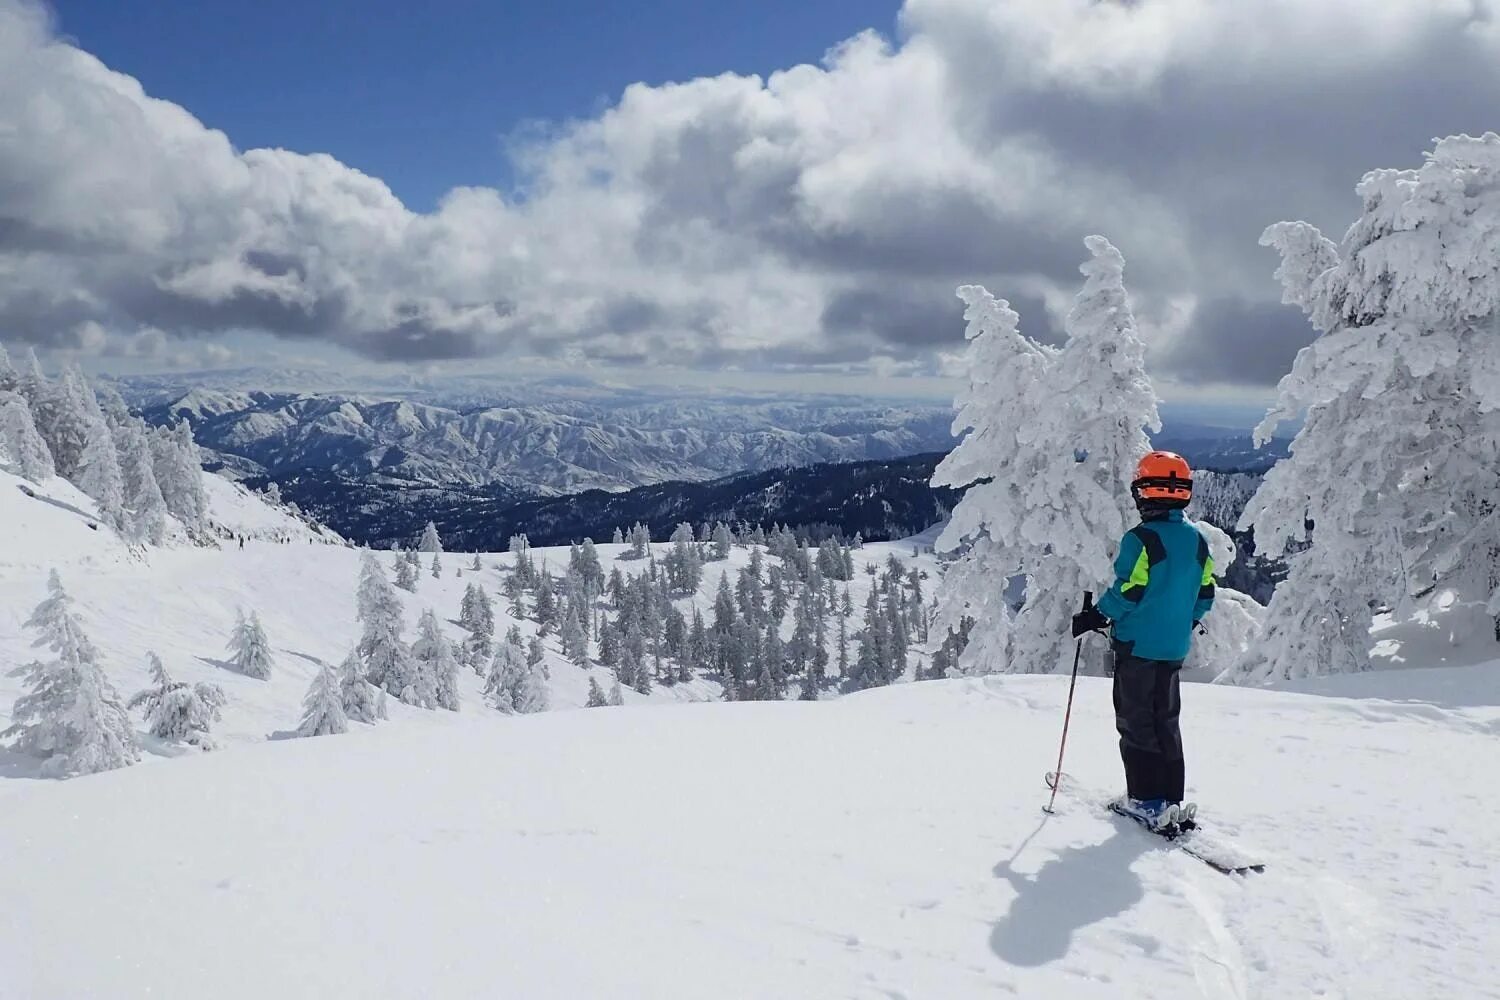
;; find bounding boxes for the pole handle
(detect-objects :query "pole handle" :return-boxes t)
[1082,590,1094,612]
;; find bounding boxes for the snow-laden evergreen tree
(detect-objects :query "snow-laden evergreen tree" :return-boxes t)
[412,610,460,711]
[1225,136,1500,680]
[624,523,650,560]
[570,538,605,596]
[418,521,443,553]
[586,676,609,707]
[459,582,495,638]
[458,582,495,671]
[560,604,589,668]
[395,552,419,592]
[128,653,226,749]
[3,571,141,776]
[227,609,274,679]
[471,553,483,572]
[337,650,385,723]
[933,237,1159,676]
[485,639,529,713]
[608,677,625,706]
[664,522,704,594]
[297,661,349,737]
[119,422,170,545]
[71,377,126,533]
[430,552,442,579]
[710,523,733,561]
[533,572,557,634]
[514,659,550,713]
[612,526,625,545]
[151,422,208,538]
[28,364,93,478]
[356,553,418,698]
[0,388,55,481]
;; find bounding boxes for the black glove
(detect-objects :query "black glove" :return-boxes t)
[1194,620,1207,635]
[1071,606,1109,638]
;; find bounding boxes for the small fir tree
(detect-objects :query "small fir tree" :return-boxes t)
[3,571,141,776]
[128,653,226,749]
[227,609,274,679]
[298,661,348,737]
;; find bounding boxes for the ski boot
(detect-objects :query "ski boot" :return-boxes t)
[1114,796,1181,833]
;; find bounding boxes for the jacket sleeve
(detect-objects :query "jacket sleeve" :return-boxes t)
[1096,530,1148,623]
[1194,536,1217,623]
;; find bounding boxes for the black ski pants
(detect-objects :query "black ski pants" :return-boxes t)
[1111,644,1184,803]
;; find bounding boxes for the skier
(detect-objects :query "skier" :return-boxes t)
[1071,450,1214,832]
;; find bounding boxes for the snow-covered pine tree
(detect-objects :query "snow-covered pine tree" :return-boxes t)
[337,650,385,723]
[119,422,170,545]
[457,582,495,671]
[128,653,226,749]
[430,552,442,579]
[586,676,609,707]
[471,553,483,572]
[3,571,141,776]
[356,553,417,698]
[395,552,419,592]
[418,521,444,554]
[625,523,650,560]
[485,639,531,713]
[227,609,275,679]
[710,523,733,561]
[1227,135,1500,681]
[533,572,558,634]
[514,659,550,713]
[560,604,589,668]
[665,522,704,594]
[297,661,349,737]
[0,389,55,481]
[70,374,126,533]
[933,237,1159,676]
[28,363,92,478]
[153,422,208,538]
[412,610,460,711]
[459,582,494,636]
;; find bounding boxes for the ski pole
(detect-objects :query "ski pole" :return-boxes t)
[1043,591,1092,815]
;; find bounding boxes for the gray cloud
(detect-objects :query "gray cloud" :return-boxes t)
[1162,298,1314,386]
[0,0,1496,387]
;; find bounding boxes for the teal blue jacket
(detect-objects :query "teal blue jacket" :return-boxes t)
[1095,510,1215,663]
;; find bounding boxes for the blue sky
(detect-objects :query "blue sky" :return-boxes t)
[51,0,904,212]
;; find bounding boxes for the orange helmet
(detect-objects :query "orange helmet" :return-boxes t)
[1132,451,1192,503]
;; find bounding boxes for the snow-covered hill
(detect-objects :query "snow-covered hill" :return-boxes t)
[3,466,1498,997]
[1,667,1496,998]
[0,466,942,779]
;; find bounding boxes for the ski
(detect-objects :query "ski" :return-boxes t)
[1046,771,1266,876]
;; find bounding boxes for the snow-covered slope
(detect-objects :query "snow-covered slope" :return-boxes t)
[0,466,943,778]
[1,669,1496,998]
[4,466,1497,997]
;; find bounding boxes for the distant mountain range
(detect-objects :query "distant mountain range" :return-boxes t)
[119,377,956,494]
[112,370,1290,550]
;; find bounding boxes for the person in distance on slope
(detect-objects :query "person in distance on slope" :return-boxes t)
[1071,451,1215,832]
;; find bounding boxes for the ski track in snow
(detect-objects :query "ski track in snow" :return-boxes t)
[2,472,1499,997]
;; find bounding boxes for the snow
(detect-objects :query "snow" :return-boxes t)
[0,467,940,778]
[0,669,1496,998]
[3,465,1498,995]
